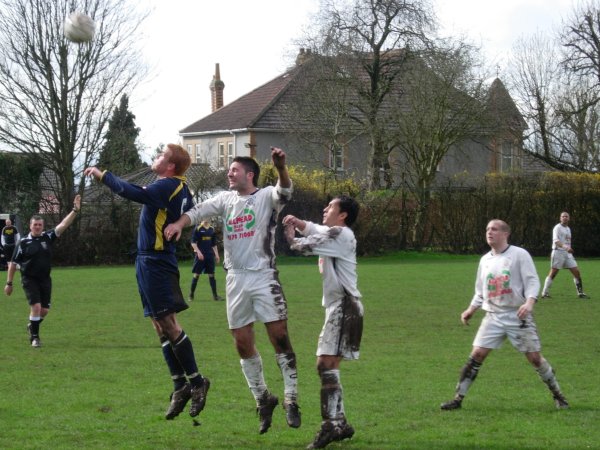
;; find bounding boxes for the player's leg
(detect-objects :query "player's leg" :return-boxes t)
[542,267,559,298]
[149,319,190,419]
[525,351,569,409]
[234,323,279,434]
[208,273,222,301]
[157,313,210,417]
[266,319,300,428]
[568,266,588,298]
[23,276,43,347]
[139,255,209,418]
[441,347,491,410]
[189,272,200,302]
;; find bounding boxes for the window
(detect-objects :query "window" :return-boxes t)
[500,141,521,172]
[218,142,225,168]
[329,146,344,171]
[227,142,234,167]
[195,144,201,163]
[186,144,192,154]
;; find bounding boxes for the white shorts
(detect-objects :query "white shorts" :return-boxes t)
[550,250,577,269]
[473,311,541,353]
[317,294,364,360]
[225,269,288,329]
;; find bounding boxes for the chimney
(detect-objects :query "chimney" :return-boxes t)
[296,48,312,66]
[210,63,225,112]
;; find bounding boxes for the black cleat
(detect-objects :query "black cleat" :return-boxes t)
[440,398,462,410]
[306,420,354,449]
[165,383,191,420]
[578,292,589,299]
[213,295,224,301]
[284,401,301,428]
[257,392,279,434]
[553,392,569,409]
[189,378,210,417]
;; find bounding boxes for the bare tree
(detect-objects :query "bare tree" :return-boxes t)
[390,41,488,246]
[510,33,563,166]
[0,0,148,220]
[561,0,600,89]
[305,0,436,190]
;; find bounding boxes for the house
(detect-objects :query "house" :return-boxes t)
[179,51,542,186]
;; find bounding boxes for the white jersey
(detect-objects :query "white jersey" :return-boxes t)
[185,183,292,271]
[291,222,361,307]
[470,245,540,313]
[552,223,571,251]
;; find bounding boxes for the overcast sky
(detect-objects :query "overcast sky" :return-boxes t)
[132,0,577,160]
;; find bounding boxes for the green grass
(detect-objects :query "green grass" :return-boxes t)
[1,253,599,449]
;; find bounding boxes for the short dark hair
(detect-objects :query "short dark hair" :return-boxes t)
[233,156,260,187]
[336,195,359,227]
[30,215,44,224]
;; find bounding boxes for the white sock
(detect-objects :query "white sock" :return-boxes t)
[240,354,268,402]
[542,277,553,295]
[275,352,298,404]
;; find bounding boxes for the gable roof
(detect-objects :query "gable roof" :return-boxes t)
[486,78,528,131]
[179,66,301,135]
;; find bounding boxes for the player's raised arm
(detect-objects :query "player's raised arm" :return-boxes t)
[271,147,291,189]
[55,194,81,236]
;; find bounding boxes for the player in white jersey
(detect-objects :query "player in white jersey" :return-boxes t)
[440,220,569,411]
[283,195,362,449]
[165,147,300,434]
[541,212,588,299]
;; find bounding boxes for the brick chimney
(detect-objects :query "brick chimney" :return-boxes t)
[210,63,225,112]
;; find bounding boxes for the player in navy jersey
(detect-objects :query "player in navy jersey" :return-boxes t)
[85,144,210,421]
[188,220,223,301]
[4,196,81,348]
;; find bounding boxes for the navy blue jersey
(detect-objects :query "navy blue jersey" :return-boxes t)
[101,171,193,254]
[13,230,58,278]
[191,225,217,258]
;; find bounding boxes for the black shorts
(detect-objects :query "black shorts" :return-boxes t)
[3,244,15,262]
[136,253,188,320]
[22,275,52,308]
[192,256,216,275]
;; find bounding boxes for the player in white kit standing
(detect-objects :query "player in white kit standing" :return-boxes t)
[440,219,569,411]
[165,147,300,434]
[541,212,589,299]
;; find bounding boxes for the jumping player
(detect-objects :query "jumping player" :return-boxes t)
[283,195,363,449]
[188,220,223,302]
[541,212,588,299]
[84,144,210,421]
[165,147,301,434]
[4,196,80,348]
[440,219,569,411]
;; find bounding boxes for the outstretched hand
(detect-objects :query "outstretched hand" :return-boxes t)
[271,147,286,170]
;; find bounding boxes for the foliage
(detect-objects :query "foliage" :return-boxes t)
[1,256,599,448]
[0,152,43,219]
[97,94,146,175]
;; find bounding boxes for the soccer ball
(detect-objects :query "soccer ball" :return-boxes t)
[63,12,95,43]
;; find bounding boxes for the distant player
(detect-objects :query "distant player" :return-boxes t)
[1,218,20,264]
[440,219,569,411]
[4,196,80,348]
[188,220,223,302]
[541,212,588,299]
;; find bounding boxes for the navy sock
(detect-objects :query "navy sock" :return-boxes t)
[171,331,204,388]
[160,336,186,390]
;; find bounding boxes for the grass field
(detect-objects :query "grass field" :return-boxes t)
[0,252,599,449]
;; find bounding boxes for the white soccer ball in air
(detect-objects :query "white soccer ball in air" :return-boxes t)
[63,12,95,43]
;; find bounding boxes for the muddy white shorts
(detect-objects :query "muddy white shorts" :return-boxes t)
[225,269,288,329]
[550,250,577,270]
[473,311,541,353]
[317,294,364,360]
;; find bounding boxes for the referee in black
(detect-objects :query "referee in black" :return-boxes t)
[4,195,81,348]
